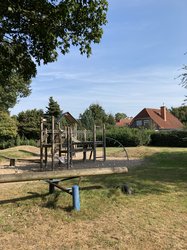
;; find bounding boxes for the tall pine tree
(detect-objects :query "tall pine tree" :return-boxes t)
[46,97,61,119]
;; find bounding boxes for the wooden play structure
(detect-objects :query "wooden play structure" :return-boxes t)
[0,112,130,211]
[40,112,106,170]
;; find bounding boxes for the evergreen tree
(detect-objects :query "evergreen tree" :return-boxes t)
[46,97,61,119]
[170,106,187,125]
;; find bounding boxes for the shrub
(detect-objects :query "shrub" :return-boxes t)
[0,136,37,149]
[150,130,187,147]
[103,127,152,147]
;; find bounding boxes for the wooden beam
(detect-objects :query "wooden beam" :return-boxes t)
[0,167,128,184]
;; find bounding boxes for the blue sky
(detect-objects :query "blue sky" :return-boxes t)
[11,0,187,118]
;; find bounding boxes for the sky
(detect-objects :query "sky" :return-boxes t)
[11,0,187,118]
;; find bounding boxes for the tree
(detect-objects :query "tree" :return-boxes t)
[0,1,108,110]
[170,106,187,125]
[115,112,127,122]
[0,68,31,112]
[0,111,17,140]
[79,108,94,130]
[180,64,187,102]
[79,103,107,129]
[17,109,44,139]
[89,103,107,124]
[46,97,61,119]
[180,65,187,88]
[107,113,115,126]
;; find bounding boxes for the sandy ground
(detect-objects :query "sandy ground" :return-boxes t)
[0,155,143,175]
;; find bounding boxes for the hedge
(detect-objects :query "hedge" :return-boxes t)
[102,127,152,147]
[150,130,187,147]
[0,126,186,149]
[98,128,187,147]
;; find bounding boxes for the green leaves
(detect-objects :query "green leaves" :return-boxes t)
[1,0,108,63]
[170,106,187,125]
[46,96,61,119]
[17,109,44,139]
[0,0,108,110]
[79,103,109,129]
[0,111,17,139]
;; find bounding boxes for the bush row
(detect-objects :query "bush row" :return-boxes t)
[0,136,37,149]
[102,128,187,147]
[0,128,187,149]
[97,127,152,147]
[150,130,187,147]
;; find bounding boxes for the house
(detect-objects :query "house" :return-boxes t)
[130,106,184,130]
[116,117,133,127]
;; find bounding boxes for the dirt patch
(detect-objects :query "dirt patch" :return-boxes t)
[0,146,143,175]
[0,157,143,175]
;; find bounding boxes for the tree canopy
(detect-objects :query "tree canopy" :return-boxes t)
[17,109,44,139]
[170,106,187,125]
[180,65,187,88]
[79,103,110,129]
[180,64,187,102]
[115,112,127,122]
[0,111,17,140]
[0,0,108,110]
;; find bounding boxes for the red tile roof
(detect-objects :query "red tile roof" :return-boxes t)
[131,107,184,129]
[116,118,133,127]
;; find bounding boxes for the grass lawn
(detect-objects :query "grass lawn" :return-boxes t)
[0,146,187,249]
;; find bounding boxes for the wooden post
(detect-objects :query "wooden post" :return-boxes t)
[44,147,48,168]
[44,128,48,169]
[49,180,60,194]
[67,126,70,169]
[93,124,96,162]
[10,158,16,167]
[57,122,61,159]
[83,145,87,162]
[51,116,55,171]
[69,127,73,168]
[84,129,87,142]
[40,117,44,170]
[74,123,78,141]
[103,124,106,161]
[70,127,73,168]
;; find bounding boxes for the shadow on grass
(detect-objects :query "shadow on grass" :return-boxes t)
[0,192,49,205]
[18,150,40,156]
[83,151,187,195]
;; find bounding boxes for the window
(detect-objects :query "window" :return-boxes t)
[143,119,150,127]
[136,120,142,126]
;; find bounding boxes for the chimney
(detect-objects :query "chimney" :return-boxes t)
[160,106,167,121]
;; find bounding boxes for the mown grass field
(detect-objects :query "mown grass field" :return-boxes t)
[0,146,187,249]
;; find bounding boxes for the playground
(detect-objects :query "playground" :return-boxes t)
[0,114,132,198]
